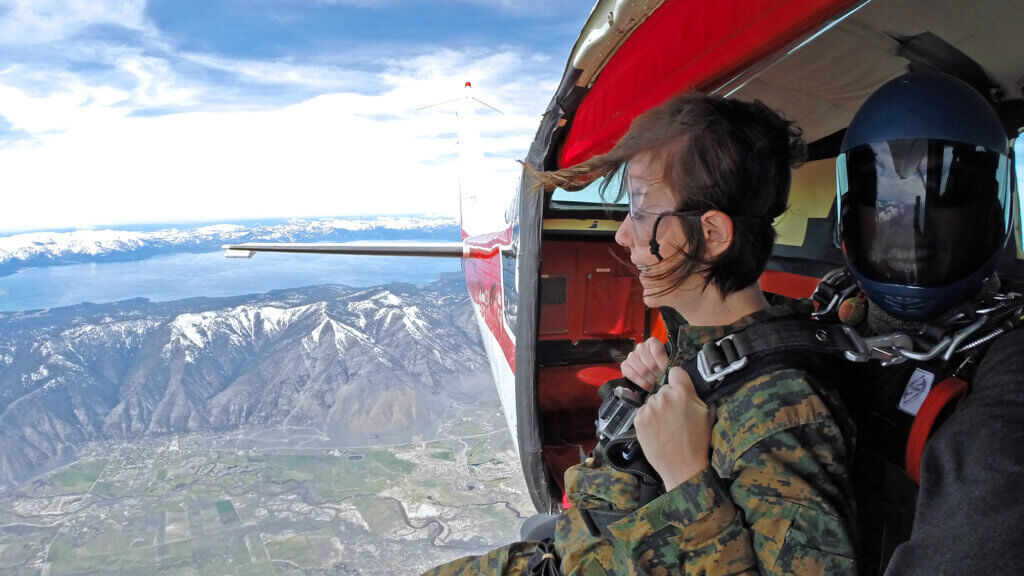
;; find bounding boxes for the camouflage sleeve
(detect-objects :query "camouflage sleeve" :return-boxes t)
[606,466,760,575]
[714,370,858,575]
[419,542,538,576]
[604,369,858,576]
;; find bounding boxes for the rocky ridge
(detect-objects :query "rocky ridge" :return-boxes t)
[0,276,485,488]
[0,216,459,276]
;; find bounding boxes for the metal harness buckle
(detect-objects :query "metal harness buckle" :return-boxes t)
[811,269,859,319]
[841,292,1021,366]
[697,333,749,383]
[840,326,913,366]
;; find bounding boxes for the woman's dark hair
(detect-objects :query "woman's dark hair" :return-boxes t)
[534,92,806,296]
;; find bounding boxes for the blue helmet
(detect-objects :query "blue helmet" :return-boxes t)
[837,72,1014,319]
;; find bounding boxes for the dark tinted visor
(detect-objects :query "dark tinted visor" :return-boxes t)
[838,139,1011,287]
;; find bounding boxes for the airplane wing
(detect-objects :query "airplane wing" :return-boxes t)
[222,241,491,259]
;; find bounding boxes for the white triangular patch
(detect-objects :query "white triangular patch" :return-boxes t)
[898,368,935,416]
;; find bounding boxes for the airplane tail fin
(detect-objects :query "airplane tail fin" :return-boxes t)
[458,82,504,239]
[421,82,502,240]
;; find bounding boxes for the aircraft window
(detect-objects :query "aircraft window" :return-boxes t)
[549,168,628,211]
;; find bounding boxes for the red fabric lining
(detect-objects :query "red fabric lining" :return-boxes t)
[539,365,614,411]
[578,365,622,386]
[539,364,607,502]
[584,275,635,336]
[905,377,968,485]
[538,240,646,506]
[759,269,821,299]
[539,241,645,343]
[559,0,857,167]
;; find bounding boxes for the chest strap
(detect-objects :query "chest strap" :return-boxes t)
[905,376,968,484]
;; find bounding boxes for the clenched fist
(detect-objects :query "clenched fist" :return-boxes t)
[621,337,669,390]
[634,366,715,491]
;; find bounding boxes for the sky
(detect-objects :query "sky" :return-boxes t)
[0,0,596,233]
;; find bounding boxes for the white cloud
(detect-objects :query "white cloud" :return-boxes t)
[0,48,556,233]
[313,0,556,8]
[458,0,563,11]
[183,53,374,91]
[0,53,204,141]
[0,77,129,134]
[117,55,200,108]
[0,0,152,44]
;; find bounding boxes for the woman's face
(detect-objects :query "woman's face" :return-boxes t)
[615,152,696,307]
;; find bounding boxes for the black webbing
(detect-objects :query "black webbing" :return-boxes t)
[680,317,855,404]
[524,538,561,576]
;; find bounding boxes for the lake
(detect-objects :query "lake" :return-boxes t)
[0,251,461,311]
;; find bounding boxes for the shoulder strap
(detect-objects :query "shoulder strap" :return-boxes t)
[678,316,859,404]
[811,268,860,322]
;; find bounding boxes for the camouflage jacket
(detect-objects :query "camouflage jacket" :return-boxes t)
[554,302,858,576]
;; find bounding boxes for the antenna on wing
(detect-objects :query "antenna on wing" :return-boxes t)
[417,82,504,114]
[465,82,504,114]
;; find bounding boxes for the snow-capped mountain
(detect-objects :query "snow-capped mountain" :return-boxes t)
[0,275,485,487]
[0,217,459,276]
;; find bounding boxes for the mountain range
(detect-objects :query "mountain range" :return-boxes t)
[0,275,486,489]
[0,217,459,277]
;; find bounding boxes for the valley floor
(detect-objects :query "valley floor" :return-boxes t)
[0,400,531,576]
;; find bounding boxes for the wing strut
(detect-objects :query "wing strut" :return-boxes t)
[222,242,496,259]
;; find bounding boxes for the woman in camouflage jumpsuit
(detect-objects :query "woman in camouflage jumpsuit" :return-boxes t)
[423,93,858,576]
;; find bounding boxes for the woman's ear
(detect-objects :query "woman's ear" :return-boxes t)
[700,210,734,259]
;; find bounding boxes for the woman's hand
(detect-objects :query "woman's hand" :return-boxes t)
[635,367,715,491]
[621,337,669,390]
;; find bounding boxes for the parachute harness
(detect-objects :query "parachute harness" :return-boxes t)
[814,273,1024,371]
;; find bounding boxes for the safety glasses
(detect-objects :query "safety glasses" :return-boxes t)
[619,161,704,260]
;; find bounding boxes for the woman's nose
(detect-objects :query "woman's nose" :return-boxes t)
[615,214,633,247]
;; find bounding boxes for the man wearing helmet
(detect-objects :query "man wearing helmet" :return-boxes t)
[833,71,1024,574]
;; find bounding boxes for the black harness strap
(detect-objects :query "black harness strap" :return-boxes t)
[678,316,857,404]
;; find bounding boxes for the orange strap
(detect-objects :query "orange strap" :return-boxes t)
[649,312,668,344]
[905,376,968,484]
